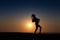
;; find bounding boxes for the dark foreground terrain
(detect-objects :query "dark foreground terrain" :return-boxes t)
[0,32,60,40]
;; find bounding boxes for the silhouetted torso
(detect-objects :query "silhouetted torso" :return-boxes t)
[32,16,40,27]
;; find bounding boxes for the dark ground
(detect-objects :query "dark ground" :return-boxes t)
[0,32,60,40]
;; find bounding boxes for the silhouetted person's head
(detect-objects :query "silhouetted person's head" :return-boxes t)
[32,14,36,18]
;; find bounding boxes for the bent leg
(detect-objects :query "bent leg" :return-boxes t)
[34,27,38,34]
[40,26,42,33]
[38,25,42,33]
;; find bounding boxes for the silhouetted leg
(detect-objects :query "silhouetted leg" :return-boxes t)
[38,25,42,33]
[34,27,38,34]
[40,26,42,33]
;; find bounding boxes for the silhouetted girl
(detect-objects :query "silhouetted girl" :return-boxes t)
[31,14,42,33]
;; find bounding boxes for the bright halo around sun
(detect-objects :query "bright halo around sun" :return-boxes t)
[28,23,33,28]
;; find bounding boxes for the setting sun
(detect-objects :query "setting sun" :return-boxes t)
[28,23,33,28]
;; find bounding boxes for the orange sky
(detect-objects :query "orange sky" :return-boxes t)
[0,14,60,33]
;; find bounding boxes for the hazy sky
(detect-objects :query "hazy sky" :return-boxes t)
[0,0,60,33]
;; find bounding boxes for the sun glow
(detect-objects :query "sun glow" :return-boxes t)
[28,23,33,28]
[25,20,35,32]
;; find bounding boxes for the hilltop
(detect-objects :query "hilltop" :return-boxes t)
[0,32,60,40]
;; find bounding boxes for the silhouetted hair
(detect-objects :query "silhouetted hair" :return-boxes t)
[32,14,35,17]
